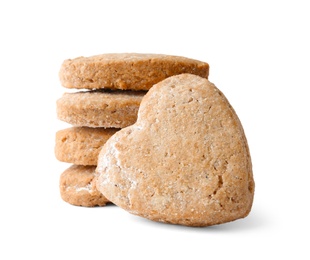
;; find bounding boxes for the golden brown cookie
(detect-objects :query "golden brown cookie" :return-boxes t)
[60,165,109,207]
[59,53,209,91]
[56,89,145,128]
[96,74,254,227]
[55,127,119,166]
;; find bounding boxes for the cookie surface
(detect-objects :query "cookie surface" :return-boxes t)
[55,127,119,166]
[56,89,145,128]
[96,74,254,227]
[59,53,209,90]
[60,165,109,207]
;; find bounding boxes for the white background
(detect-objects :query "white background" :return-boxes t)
[1,0,309,259]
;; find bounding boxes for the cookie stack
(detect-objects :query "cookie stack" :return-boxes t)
[55,53,210,207]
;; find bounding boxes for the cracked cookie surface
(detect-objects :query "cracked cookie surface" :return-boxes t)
[96,74,254,227]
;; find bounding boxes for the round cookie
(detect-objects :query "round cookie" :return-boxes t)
[56,89,145,128]
[59,53,209,91]
[60,165,109,207]
[55,127,119,166]
[96,74,254,227]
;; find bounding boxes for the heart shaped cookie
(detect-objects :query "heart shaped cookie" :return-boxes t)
[96,74,254,226]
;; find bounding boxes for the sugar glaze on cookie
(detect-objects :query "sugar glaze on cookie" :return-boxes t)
[96,74,254,226]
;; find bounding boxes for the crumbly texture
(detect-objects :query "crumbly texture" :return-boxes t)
[60,165,110,207]
[55,127,119,166]
[96,74,254,227]
[59,53,209,91]
[56,89,145,128]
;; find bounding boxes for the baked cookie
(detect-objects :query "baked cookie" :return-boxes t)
[60,165,109,207]
[55,127,119,166]
[96,74,254,227]
[56,89,145,128]
[59,53,209,91]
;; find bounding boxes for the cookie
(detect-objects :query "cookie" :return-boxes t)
[55,127,119,166]
[56,89,145,128]
[60,165,109,207]
[96,74,254,227]
[59,53,209,91]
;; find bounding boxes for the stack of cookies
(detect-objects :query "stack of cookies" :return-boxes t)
[55,53,210,207]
